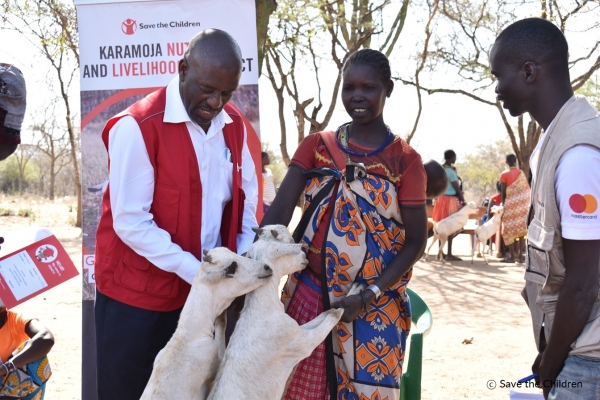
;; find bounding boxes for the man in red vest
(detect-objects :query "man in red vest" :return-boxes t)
[94,29,258,400]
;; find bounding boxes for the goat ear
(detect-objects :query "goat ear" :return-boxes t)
[203,249,214,264]
[224,261,238,278]
[271,229,279,239]
[252,227,264,236]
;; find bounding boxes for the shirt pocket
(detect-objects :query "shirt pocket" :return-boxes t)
[217,151,233,205]
[525,217,555,287]
[151,182,180,235]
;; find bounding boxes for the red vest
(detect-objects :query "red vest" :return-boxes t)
[94,87,246,311]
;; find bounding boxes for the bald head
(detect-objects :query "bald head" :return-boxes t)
[493,18,569,79]
[179,29,242,130]
[185,29,243,70]
[424,159,448,200]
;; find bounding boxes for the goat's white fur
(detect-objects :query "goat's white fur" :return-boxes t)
[208,225,344,400]
[140,247,273,400]
[425,201,479,262]
[472,206,504,264]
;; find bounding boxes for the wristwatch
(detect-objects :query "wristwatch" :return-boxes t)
[366,284,382,299]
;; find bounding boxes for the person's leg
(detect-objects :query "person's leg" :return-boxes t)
[547,355,600,400]
[95,290,182,400]
[445,235,462,261]
[505,243,516,262]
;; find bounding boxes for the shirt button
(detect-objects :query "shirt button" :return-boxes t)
[203,165,207,170]
[202,193,206,198]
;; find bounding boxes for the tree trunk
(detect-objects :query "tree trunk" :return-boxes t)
[50,158,56,200]
[255,0,277,74]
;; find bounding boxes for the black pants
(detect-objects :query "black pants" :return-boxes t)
[95,290,182,400]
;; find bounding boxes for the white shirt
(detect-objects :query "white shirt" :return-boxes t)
[530,109,600,240]
[108,76,258,285]
[262,167,276,204]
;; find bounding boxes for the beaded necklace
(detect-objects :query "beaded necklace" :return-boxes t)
[335,122,394,162]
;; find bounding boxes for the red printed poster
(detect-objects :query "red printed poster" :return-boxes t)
[0,235,79,309]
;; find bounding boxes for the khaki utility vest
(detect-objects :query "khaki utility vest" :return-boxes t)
[526,96,600,357]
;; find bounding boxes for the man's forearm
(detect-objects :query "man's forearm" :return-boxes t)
[541,238,600,383]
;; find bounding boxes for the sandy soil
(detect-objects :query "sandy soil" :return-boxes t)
[0,199,543,399]
[1,195,81,400]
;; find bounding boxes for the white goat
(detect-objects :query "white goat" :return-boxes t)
[472,205,504,264]
[140,247,274,400]
[425,201,479,262]
[208,225,344,400]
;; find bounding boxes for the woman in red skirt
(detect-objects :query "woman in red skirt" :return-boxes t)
[261,49,428,400]
[432,150,466,260]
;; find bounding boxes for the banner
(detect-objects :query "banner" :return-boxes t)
[75,1,261,398]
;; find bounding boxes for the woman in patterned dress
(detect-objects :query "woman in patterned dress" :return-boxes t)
[261,49,428,400]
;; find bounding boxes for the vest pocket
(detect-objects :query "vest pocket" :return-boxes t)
[151,182,180,235]
[115,248,179,299]
[525,218,555,286]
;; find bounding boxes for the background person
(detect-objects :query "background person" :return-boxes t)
[491,18,600,399]
[432,149,466,260]
[261,48,427,400]
[0,63,26,264]
[93,29,258,400]
[0,297,54,399]
[0,63,24,161]
[499,153,530,263]
[261,151,277,213]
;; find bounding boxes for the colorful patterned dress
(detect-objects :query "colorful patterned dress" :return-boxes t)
[282,131,426,400]
[501,169,531,245]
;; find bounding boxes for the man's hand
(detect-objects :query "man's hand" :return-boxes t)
[539,353,563,399]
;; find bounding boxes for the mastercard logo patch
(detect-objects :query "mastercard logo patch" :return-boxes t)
[569,194,598,214]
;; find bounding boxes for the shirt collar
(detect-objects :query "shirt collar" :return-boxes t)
[163,76,233,130]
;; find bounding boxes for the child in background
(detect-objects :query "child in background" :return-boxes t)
[0,297,54,399]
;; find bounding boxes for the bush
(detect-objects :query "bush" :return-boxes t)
[0,208,14,216]
[17,208,33,218]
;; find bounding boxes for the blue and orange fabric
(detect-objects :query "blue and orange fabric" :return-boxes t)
[0,341,51,400]
[281,132,426,400]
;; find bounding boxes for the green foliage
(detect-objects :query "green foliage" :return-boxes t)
[17,208,33,217]
[456,140,514,204]
[0,154,39,193]
[0,208,15,217]
[576,75,600,110]
[261,143,287,186]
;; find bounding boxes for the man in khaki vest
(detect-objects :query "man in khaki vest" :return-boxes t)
[491,18,600,399]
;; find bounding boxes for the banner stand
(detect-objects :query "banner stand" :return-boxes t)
[74,1,261,398]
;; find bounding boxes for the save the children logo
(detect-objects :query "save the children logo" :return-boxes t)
[569,193,598,219]
[122,19,137,35]
[35,245,58,263]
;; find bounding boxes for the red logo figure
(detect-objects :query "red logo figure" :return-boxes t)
[122,19,137,35]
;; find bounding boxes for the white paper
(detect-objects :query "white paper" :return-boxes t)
[509,390,544,399]
[0,250,48,300]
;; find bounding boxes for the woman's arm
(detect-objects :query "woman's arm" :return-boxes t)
[260,165,307,228]
[0,319,55,377]
[332,205,428,322]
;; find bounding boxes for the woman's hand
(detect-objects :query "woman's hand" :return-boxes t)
[332,290,375,323]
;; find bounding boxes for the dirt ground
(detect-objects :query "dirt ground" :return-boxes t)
[0,198,543,399]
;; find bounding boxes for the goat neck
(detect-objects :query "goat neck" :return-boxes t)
[178,277,231,338]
